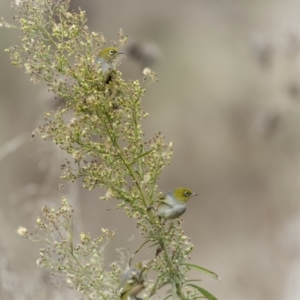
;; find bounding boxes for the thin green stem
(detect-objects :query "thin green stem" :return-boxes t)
[102,112,148,207]
[54,222,108,300]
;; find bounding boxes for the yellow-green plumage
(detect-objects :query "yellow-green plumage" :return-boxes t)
[157,187,197,220]
[97,47,123,72]
[119,262,146,300]
[98,47,122,62]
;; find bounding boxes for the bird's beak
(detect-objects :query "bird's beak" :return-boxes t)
[192,193,198,197]
[118,51,124,55]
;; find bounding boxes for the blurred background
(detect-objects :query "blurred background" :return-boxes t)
[1,0,300,299]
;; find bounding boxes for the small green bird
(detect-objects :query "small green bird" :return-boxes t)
[97,47,124,72]
[119,262,146,300]
[151,187,197,220]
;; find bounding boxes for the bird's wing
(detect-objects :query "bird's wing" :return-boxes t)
[156,198,172,207]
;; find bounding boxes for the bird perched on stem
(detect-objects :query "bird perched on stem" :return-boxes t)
[97,47,124,73]
[119,262,146,300]
[148,187,197,221]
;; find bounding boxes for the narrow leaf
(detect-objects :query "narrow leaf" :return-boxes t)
[162,294,172,300]
[185,279,203,283]
[134,148,154,160]
[187,284,218,300]
[149,279,159,297]
[172,282,178,299]
[183,263,221,280]
[129,239,152,266]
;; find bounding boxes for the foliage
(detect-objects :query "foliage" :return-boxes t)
[6,0,219,299]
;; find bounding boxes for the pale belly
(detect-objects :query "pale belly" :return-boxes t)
[158,203,186,220]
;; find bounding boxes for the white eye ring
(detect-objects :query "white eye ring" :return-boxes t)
[109,50,115,55]
[184,191,190,197]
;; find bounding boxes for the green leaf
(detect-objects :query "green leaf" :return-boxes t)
[185,279,203,283]
[172,282,178,299]
[133,148,154,161]
[183,263,220,280]
[149,279,159,297]
[187,284,218,300]
[162,294,172,300]
[129,239,152,266]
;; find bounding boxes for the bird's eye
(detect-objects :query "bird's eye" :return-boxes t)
[184,191,191,197]
[109,49,115,55]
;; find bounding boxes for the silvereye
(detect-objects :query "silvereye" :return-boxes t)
[119,262,146,300]
[97,47,124,72]
[152,187,197,220]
